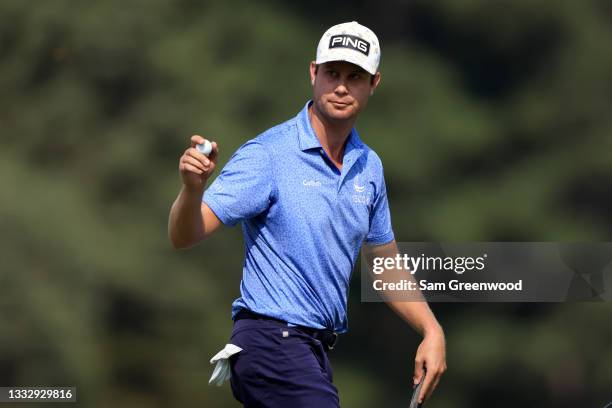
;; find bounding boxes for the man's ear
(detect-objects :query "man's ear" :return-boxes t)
[370,71,381,96]
[309,61,317,86]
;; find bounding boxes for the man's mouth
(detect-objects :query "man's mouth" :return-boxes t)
[330,100,351,107]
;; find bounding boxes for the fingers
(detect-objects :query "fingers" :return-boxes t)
[179,162,203,175]
[187,147,211,166]
[418,363,447,403]
[418,367,433,404]
[182,154,206,173]
[427,370,443,400]
[189,135,218,161]
[180,141,217,176]
[183,148,214,171]
[413,357,424,387]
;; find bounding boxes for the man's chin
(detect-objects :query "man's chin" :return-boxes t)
[326,107,357,121]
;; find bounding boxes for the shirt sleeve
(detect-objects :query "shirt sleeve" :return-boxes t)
[203,140,274,226]
[365,167,395,245]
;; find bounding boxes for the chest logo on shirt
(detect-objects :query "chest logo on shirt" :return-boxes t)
[353,176,366,193]
[351,175,371,205]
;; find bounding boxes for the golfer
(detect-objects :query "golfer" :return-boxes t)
[169,21,446,407]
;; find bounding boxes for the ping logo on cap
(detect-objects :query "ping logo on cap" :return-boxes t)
[329,34,370,56]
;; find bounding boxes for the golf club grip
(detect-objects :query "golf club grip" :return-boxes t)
[409,369,426,408]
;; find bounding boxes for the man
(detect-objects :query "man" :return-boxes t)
[168,21,446,407]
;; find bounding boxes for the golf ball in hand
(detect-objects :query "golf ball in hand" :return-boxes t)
[196,140,212,156]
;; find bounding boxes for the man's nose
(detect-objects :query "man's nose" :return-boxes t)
[334,81,349,95]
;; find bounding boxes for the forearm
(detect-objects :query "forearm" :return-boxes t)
[363,241,443,337]
[364,240,447,402]
[168,186,206,249]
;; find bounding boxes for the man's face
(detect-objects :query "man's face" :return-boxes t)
[309,61,381,123]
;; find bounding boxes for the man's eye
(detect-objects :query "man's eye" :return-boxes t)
[327,70,339,77]
[349,73,362,80]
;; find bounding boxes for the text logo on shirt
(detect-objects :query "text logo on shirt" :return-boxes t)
[303,179,321,187]
[329,35,370,56]
[352,194,371,205]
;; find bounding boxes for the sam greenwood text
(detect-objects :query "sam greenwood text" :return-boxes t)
[373,280,523,292]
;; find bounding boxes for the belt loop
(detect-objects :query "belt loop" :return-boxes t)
[327,332,339,350]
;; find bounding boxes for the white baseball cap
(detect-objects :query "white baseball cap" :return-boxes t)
[315,21,381,75]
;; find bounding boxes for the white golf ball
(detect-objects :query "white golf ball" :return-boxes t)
[196,140,212,156]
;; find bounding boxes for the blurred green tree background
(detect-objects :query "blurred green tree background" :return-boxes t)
[1,0,611,407]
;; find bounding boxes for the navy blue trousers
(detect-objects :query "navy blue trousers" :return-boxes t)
[228,317,340,407]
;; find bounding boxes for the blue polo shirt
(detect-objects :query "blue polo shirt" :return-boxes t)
[203,101,394,333]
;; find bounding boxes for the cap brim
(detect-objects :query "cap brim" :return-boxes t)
[315,55,376,75]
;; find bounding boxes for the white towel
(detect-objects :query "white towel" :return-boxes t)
[208,344,243,386]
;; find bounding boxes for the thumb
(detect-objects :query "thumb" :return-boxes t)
[190,134,205,148]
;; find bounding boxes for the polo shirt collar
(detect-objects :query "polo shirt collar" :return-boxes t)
[296,100,365,155]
